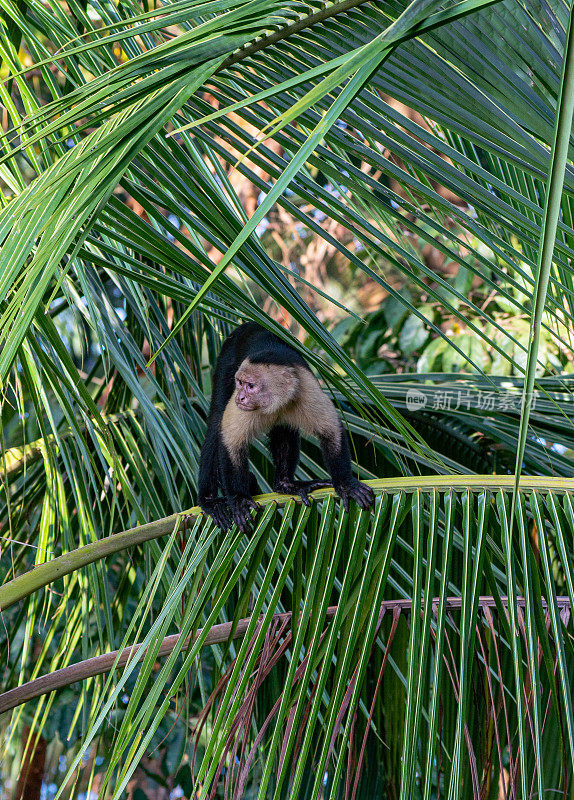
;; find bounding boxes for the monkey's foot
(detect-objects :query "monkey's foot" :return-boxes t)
[273,479,332,507]
[230,496,258,533]
[335,480,375,512]
[201,499,232,531]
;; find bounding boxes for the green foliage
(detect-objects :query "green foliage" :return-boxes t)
[1,0,574,796]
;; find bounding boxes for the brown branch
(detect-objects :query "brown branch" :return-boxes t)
[0,609,320,715]
[1,596,569,715]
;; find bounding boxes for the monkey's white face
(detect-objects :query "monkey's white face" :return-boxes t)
[234,360,298,414]
[235,374,266,411]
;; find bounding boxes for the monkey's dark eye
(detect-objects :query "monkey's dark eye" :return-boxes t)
[247,383,254,389]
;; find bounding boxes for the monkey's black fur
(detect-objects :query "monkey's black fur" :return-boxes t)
[198,323,373,532]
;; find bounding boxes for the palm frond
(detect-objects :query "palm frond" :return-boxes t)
[2,480,574,797]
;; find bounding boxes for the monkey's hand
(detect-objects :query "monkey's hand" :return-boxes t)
[229,495,258,533]
[335,480,375,512]
[273,479,332,507]
[200,498,233,531]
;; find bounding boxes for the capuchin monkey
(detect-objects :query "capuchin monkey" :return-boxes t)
[198,322,374,532]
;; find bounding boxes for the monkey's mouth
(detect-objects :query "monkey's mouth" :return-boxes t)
[235,396,257,411]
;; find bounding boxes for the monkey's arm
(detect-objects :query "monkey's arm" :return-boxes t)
[280,368,373,511]
[219,443,257,533]
[198,415,233,530]
[269,425,331,506]
[318,422,374,511]
[198,329,250,530]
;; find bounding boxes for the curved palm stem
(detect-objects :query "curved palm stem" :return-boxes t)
[2,474,574,612]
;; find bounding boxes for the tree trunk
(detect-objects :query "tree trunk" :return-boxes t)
[15,726,46,800]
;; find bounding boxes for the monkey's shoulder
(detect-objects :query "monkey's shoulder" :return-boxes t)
[281,367,340,440]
